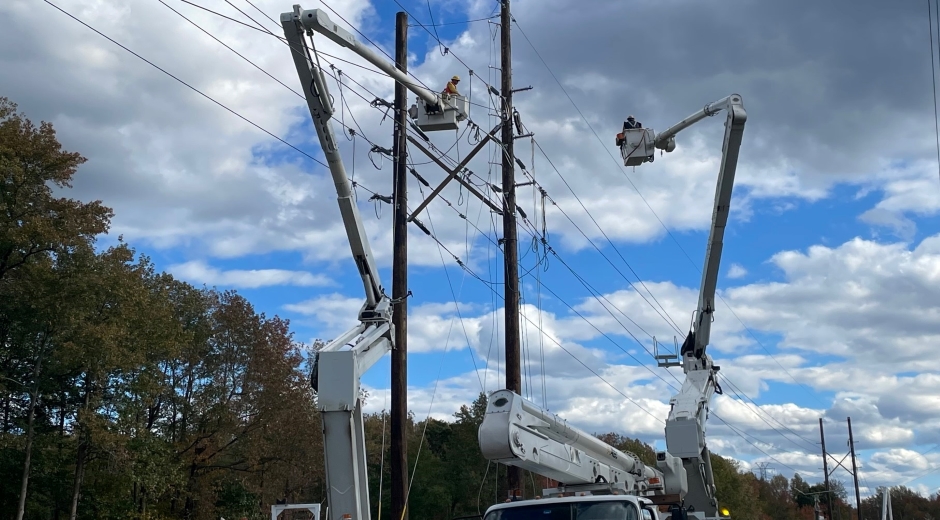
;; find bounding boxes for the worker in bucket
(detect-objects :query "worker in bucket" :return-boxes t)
[442,75,460,97]
[623,115,642,130]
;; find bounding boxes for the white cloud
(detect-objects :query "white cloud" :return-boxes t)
[169,260,334,288]
[727,263,747,279]
[356,231,940,495]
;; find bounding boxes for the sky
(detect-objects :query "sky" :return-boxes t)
[3,0,940,504]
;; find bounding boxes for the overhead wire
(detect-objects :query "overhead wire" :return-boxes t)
[410,153,814,462]
[42,0,338,174]
[389,0,503,100]
[163,0,394,160]
[416,220,667,424]
[180,0,286,38]
[531,138,684,336]
[408,156,488,394]
[318,0,434,93]
[412,180,802,471]
[185,0,496,115]
[158,0,303,99]
[412,15,500,28]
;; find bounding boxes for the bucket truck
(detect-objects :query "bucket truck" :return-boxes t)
[280,1,747,516]
[279,5,484,520]
[477,95,747,520]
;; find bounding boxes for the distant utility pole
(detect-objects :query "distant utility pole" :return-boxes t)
[820,418,834,520]
[500,0,523,502]
[820,417,868,520]
[848,417,862,520]
[391,11,409,520]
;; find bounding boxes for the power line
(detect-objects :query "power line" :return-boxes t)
[408,156,488,395]
[501,137,820,455]
[531,138,684,336]
[319,0,434,93]
[167,0,397,160]
[389,0,502,100]
[410,15,499,28]
[43,0,330,170]
[180,0,285,38]
[159,0,303,99]
[417,159,818,460]
[719,376,820,453]
[417,219,667,425]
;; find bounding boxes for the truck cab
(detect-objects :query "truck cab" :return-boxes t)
[482,494,670,520]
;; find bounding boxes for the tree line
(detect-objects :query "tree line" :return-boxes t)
[3,96,938,519]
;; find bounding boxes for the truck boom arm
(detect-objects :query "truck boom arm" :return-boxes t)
[679,94,747,364]
[281,8,394,520]
[293,8,440,109]
[478,95,745,520]
[479,390,688,502]
[665,94,746,519]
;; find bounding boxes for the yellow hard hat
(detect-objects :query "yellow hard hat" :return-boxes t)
[452,75,461,82]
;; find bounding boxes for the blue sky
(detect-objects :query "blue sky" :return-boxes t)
[4,0,940,501]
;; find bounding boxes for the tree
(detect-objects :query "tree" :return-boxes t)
[0,97,112,280]
[709,454,761,519]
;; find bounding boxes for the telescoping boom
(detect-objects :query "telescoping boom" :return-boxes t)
[478,94,746,520]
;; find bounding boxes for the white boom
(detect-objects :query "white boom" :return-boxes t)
[479,390,688,501]
[281,8,394,520]
[662,93,746,519]
[478,95,746,520]
[292,7,468,132]
[292,8,438,107]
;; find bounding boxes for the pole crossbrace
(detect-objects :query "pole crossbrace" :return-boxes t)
[405,126,505,219]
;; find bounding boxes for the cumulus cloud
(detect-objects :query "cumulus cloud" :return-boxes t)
[169,260,334,288]
[7,0,935,265]
[727,263,748,279]
[356,231,940,494]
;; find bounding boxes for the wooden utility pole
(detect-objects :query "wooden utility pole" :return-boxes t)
[391,11,410,520]
[848,417,862,520]
[820,418,833,520]
[500,0,523,501]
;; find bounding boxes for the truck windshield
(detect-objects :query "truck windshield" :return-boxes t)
[484,501,639,520]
